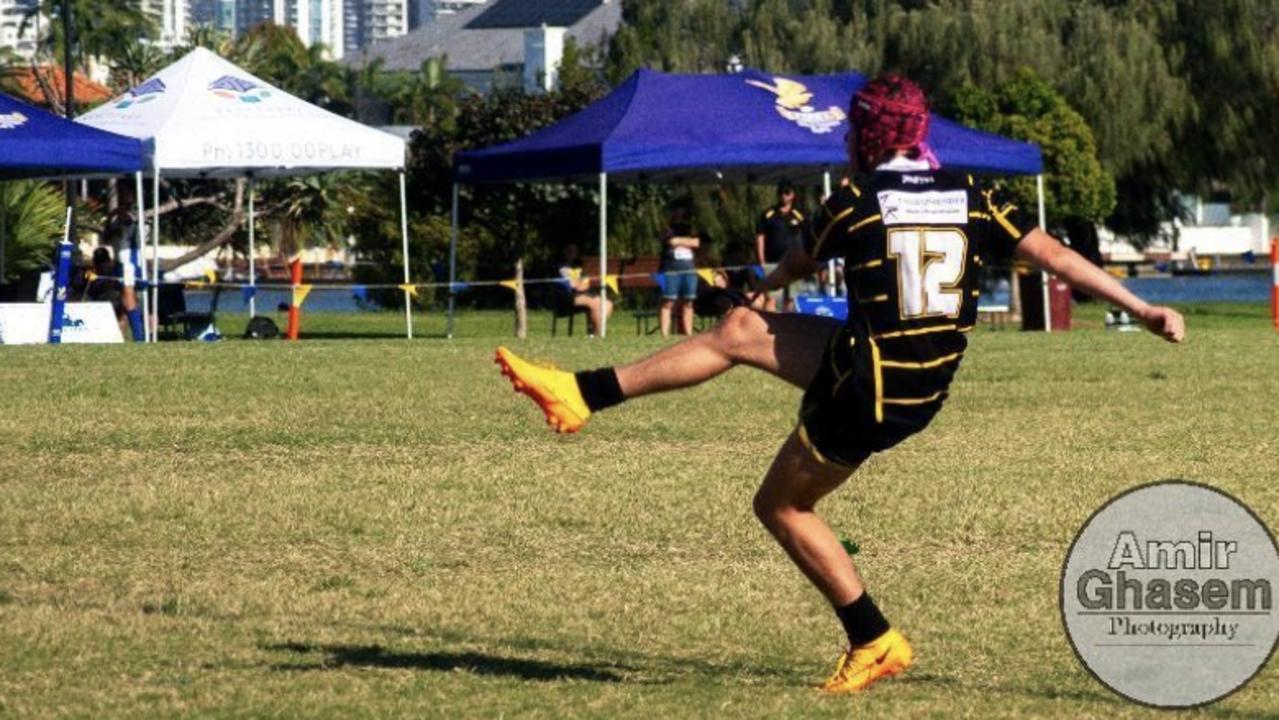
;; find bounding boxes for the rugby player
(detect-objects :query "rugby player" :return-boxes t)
[495,75,1184,694]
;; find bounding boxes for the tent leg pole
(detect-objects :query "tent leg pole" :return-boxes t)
[152,171,161,343]
[1037,174,1050,332]
[823,170,835,297]
[399,171,412,340]
[248,178,256,319]
[1,182,7,283]
[134,171,146,341]
[448,182,458,339]
[599,172,607,339]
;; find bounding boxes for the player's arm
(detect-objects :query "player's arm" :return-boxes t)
[755,233,767,266]
[1014,228,1185,343]
[757,244,819,296]
[668,235,700,249]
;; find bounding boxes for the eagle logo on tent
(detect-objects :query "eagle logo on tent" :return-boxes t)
[745,76,846,135]
[0,111,27,130]
[208,75,271,104]
[114,78,166,109]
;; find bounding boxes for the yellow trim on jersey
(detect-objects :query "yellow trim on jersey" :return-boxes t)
[765,209,776,219]
[796,422,856,468]
[811,206,857,258]
[970,290,981,297]
[990,202,1022,238]
[793,210,805,221]
[958,325,975,333]
[879,352,964,370]
[859,294,890,304]
[850,184,862,198]
[846,213,882,235]
[874,324,957,340]
[870,338,884,423]
[883,391,945,406]
[848,258,884,272]
[968,211,991,220]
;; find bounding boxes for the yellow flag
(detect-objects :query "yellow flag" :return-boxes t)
[398,283,419,298]
[604,275,620,294]
[499,279,521,291]
[293,284,313,306]
[185,281,206,290]
[203,269,218,284]
[567,267,582,281]
[696,268,715,285]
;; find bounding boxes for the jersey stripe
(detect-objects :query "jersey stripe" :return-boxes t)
[883,390,945,406]
[846,213,882,234]
[848,258,884,272]
[874,324,957,340]
[879,351,963,370]
[870,338,884,423]
[811,206,857,258]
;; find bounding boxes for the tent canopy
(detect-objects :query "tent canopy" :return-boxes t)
[455,68,1043,184]
[79,47,405,178]
[0,92,143,179]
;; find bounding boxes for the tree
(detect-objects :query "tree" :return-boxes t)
[0,180,68,283]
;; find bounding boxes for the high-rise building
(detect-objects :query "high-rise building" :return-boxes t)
[235,0,345,59]
[192,0,236,34]
[423,0,485,22]
[140,0,192,49]
[344,0,412,53]
[0,0,39,61]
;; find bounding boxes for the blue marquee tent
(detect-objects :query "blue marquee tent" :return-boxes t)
[448,69,1047,337]
[0,92,143,179]
[455,68,1043,184]
[0,92,146,326]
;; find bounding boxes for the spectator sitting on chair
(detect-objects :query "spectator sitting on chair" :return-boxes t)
[558,243,613,336]
[659,206,700,337]
[85,247,128,336]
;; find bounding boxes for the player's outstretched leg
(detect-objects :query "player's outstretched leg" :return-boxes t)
[753,430,913,693]
[495,307,838,433]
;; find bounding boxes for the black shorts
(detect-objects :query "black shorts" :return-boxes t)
[797,323,942,467]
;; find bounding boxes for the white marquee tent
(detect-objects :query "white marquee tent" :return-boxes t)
[79,47,414,340]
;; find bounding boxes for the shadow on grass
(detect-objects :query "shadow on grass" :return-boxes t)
[262,642,626,682]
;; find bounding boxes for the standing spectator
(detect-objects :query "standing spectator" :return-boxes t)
[85,247,128,335]
[755,181,806,311]
[659,206,700,337]
[557,243,613,336]
[105,182,144,341]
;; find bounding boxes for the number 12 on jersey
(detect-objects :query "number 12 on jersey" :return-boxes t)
[887,228,968,319]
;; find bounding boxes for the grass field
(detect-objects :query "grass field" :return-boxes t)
[1,303,1277,718]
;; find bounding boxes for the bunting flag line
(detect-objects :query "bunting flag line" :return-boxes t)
[398,283,420,299]
[604,275,620,295]
[752,264,767,280]
[499,279,521,292]
[351,285,369,302]
[203,269,218,284]
[449,282,470,293]
[696,268,716,285]
[185,280,207,290]
[292,284,313,306]
[566,267,583,281]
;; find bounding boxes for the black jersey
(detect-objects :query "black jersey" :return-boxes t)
[804,167,1036,418]
[756,205,806,263]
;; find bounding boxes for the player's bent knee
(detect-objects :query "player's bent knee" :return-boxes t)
[715,306,764,353]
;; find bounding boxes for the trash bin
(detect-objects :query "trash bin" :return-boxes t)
[1018,269,1072,331]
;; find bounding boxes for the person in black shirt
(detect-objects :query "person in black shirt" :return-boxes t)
[754,181,805,311]
[494,74,1184,695]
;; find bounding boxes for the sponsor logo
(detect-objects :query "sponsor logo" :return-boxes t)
[0,111,27,129]
[114,78,166,109]
[208,75,271,104]
[1061,481,1279,707]
[877,190,968,225]
[746,76,846,135]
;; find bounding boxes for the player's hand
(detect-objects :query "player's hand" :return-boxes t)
[1139,305,1185,343]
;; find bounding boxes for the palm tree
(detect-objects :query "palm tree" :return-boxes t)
[1,180,68,283]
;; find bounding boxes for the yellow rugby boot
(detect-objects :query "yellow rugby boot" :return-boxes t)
[821,628,913,694]
[494,346,592,434]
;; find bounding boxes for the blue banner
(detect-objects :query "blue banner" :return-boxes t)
[47,240,73,344]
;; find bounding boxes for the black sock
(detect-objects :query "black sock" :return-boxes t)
[835,592,891,647]
[574,367,625,412]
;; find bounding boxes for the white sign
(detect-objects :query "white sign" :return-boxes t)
[877,190,969,226]
[0,303,125,345]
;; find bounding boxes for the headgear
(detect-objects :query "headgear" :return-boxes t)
[849,75,936,169]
